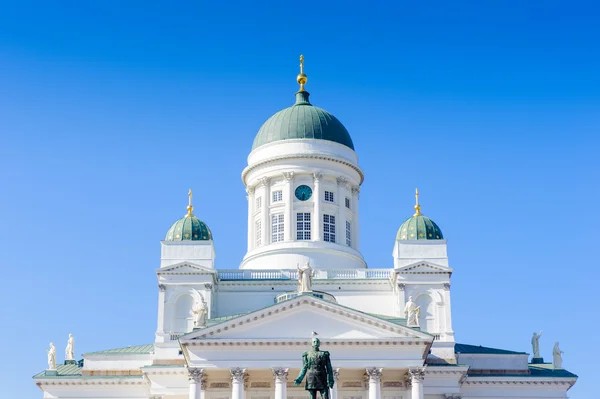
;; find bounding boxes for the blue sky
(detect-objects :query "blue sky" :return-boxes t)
[0,1,598,397]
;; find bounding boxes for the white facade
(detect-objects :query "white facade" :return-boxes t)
[34,81,577,399]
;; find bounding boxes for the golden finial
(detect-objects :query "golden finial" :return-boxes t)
[414,188,422,216]
[186,189,194,217]
[297,54,308,91]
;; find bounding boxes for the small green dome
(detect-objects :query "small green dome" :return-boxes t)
[252,91,355,151]
[165,214,212,241]
[396,214,444,241]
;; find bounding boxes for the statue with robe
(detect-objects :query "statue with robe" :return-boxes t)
[531,331,542,358]
[192,297,207,328]
[404,296,420,327]
[553,342,564,369]
[65,334,75,361]
[294,334,334,399]
[46,342,56,370]
[297,262,314,293]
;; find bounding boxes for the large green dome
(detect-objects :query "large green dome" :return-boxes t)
[165,211,212,242]
[396,214,444,241]
[252,91,354,151]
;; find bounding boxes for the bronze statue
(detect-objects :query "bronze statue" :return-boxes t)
[294,335,334,399]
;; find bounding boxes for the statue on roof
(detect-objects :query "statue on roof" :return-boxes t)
[65,334,75,361]
[531,331,542,358]
[553,342,564,369]
[46,342,56,370]
[192,296,207,328]
[297,262,314,293]
[294,334,334,399]
[404,296,420,327]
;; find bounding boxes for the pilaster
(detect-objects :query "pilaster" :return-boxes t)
[259,178,270,245]
[351,185,360,250]
[246,186,256,251]
[313,173,323,241]
[283,172,294,241]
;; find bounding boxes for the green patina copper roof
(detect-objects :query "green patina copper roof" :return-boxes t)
[397,214,444,240]
[165,214,212,241]
[252,91,355,151]
[33,361,83,378]
[84,344,154,355]
[455,343,527,355]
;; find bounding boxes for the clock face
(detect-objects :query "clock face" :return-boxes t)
[295,185,313,201]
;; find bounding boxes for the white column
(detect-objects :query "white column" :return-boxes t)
[442,283,455,340]
[330,368,340,399]
[366,368,382,399]
[259,178,270,245]
[351,186,360,250]
[272,368,289,399]
[336,177,348,247]
[409,367,425,399]
[156,284,166,335]
[283,172,294,241]
[231,368,246,399]
[397,283,406,318]
[246,186,255,251]
[313,173,323,241]
[188,368,206,399]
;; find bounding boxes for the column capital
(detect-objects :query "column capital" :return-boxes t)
[351,185,360,195]
[443,283,451,290]
[408,367,425,382]
[365,367,383,382]
[272,367,289,382]
[336,176,348,187]
[246,185,256,195]
[259,177,271,187]
[230,367,247,383]
[158,284,166,292]
[397,283,406,290]
[313,172,323,182]
[332,368,340,382]
[283,172,295,181]
[188,367,206,387]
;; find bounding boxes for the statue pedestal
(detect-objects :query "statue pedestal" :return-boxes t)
[45,370,58,376]
[531,357,544,364]
[64,360,78,365]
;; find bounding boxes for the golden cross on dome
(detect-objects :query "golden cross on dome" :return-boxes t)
[414,188,422,216]
[186,189,194,217]
[297,54,308,91]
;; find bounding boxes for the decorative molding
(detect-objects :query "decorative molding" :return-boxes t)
[230,368,247,383]
[444,395,462,399]
[397,283,406,290]
[149,396,164,399]
[210,382,230,389]
[188,368,206,388]
[342,381,363,388]
[336,177,348,187]
[382,381,404,388]
[158,284,166,292]
[272,367,289,382]
[395,261,452,275]
[250,381,271,388]
[333,368,340,382]
[259,177,271,187]
[409,367,425,382]
[365,367,383,382]
[246,186,256,195]
[351,186,360,195]
[443,283,451,290]
[313,172,323,182]
[204,283,213,290]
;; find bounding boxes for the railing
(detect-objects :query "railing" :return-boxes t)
[218,269,392,281]
[169,333,183,341]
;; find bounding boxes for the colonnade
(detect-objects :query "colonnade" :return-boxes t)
[185,367,431,399]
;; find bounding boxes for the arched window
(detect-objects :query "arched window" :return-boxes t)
[416,294,435,333]
[174,294,195,333]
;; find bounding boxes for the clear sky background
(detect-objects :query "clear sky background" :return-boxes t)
[0,0,598,397]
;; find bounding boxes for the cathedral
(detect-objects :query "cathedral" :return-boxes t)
[33,57,577,399]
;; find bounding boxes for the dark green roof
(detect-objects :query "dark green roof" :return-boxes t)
[84,344,154,355]
[165,214,212,241]
[455,343,527,355]
[252,91,355,151]
[528,364,578,378]
[397,214,443,241]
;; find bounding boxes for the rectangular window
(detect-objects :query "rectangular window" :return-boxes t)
[271,214,284,243]
[256,196,262,210]
[255,220,262,247]
[296,212,311,240]
[325,191,334,202]
[346,221,351,246]
[272,190,283,203]
[345,197,351,209]
[323,214,336,243]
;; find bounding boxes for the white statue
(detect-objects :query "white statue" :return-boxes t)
[531,331,542,358]
[65,334,75,361]
[46,342,56,370]
[192,298,207,328]
[404,296,421,327]
[297,262,314,293]
[553,341,564,369]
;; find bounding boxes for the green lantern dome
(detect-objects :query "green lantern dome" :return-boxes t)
[252,55,354,151]
[165,190,213,241]
[396,189,444,241]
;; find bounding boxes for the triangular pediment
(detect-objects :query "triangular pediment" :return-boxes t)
[395,261,453,274]
[181,295,432,342]
[157,261,217,275]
